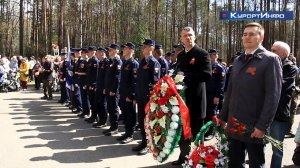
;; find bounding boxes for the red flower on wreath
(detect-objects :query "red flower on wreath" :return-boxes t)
[157,97,168,105]
[164,88,175,99]
[204,154,216,168]
[149,113,156,120]
[155,126,162,134]
[156,110,164,118]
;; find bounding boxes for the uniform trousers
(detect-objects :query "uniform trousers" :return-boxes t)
[106,94,119,128]
[119,96,136,136]
[95,89,107,123]
[137,98,148,144]
[80,86,90,115]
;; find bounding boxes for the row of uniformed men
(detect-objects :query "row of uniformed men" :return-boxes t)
[57,39,183,155]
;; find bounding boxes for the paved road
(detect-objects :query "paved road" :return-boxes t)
[0,88,299,168]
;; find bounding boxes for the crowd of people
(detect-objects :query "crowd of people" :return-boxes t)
[1,23,300,167]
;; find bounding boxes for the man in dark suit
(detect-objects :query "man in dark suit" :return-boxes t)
[217,22,282,167]
[172,27,212,165]
[270,41,297,168]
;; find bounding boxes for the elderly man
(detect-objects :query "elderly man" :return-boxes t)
[270,41,297,168]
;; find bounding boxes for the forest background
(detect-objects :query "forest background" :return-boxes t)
[0,0,299,64]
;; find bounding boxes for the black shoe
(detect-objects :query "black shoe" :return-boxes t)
[57,100,63,103]
[41,96,48,100]
[135,124,141,131]
[85,118,96,123]
[285,132,295,138]
[103,127,118,136]
[120,136,133,144]
[47,97,53,100]
[137,147,148,155]
[72,108,82,114]
[93,122,107,128]
[77,113,86,118]
[171,159,184,165]
[132,142,147,152]
[116,134,129,141]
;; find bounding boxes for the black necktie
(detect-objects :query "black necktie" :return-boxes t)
[245,54,253,61]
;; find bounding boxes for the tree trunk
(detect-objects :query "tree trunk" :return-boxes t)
[19,0,24,56]
[295,0,300,61]
[42,0,47,55]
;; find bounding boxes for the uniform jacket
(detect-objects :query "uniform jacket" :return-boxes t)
[86,56,99,86]
[119,57,139,100]
[177,44,211,119]
[75,58,88,86]
[96,58,109,91]
[218,47,282,143]
[274,58,297,121]
[158,56,169,78]
[135,55,161,100]
[206,62,226,98]
[104,56,122,94]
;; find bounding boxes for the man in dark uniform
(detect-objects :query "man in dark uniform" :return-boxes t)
[58,49,69,104]
[84,46,98,123]
[154,44,169,78]
[169,44,184,72]
[117,42,139,144]
[71,48,83,113]
[76,48,89,118]
[164,51,172,66]
[93,47,109,128]
[102,44,122,136]
[204,49,226,140]
[65,52,74,107]
[133,39,161,155]
[172,27,212,165]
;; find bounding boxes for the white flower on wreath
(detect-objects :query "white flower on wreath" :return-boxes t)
[196,164,203,168]
[150,103,158,112]
[168,69,175,76]
[214,158,220,165]
[161,82,168,91]
[171,106,180,114]
[169,96,179,105]
[160,105,169,113]
[200,152,206,158]
[176,84,184,90]
[174,74,184,83]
